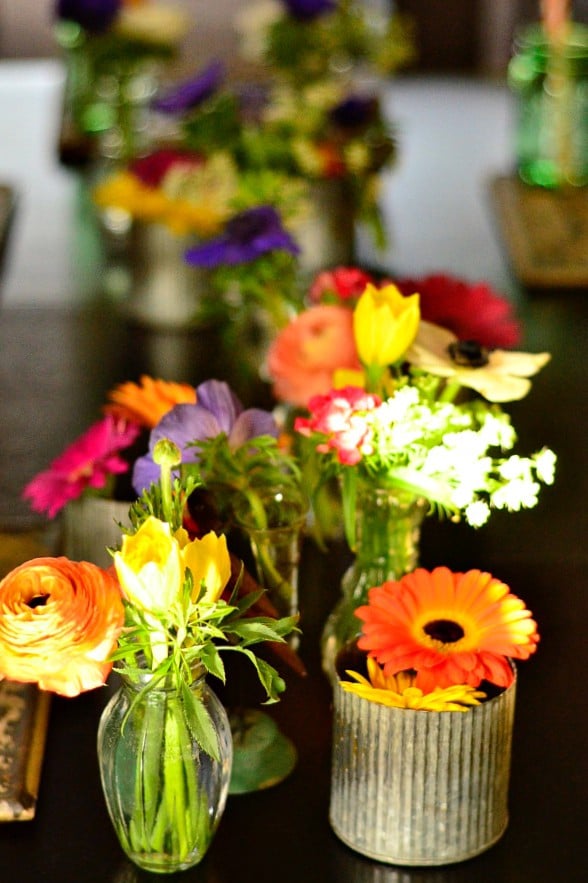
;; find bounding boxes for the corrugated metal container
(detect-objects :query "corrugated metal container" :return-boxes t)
[330,674,516,866]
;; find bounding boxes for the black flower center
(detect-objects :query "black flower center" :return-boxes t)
[423,619,465,644]
[27,595,49,609]
[448,340,490,368]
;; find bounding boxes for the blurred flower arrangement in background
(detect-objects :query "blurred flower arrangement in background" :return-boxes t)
[234,0,416,86]
[54,0,189,161]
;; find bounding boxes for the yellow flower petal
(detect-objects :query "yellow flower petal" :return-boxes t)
[354,283,421,367]
[182,531,231,603]
[114,517,183,612]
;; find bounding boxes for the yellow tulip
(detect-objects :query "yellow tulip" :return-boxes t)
[353,283,420,368]
[182,531,231,604]
[114,516,183,613]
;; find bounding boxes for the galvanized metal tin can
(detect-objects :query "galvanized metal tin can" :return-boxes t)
[330,673,516,866]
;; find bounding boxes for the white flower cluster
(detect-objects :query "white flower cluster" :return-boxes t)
[364,386,556,527]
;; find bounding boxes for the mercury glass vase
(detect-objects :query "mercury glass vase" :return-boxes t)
[508,23,588,188]
[97,666,232,874]
[118,223,209,330]
[321,484,426,683]
[330,671,517,866]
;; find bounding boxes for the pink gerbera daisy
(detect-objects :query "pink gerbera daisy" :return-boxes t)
[22,416,141,518]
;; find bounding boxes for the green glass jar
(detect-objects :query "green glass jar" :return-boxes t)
[508,23,588,188]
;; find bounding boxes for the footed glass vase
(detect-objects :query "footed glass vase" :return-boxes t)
[97,667,232,874]
[321,484,426,683]
[227,484,307,794]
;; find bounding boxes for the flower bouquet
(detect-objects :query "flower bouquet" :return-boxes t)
[131,378,308,792]
[330,565,539,864]
[55,0,189,162]
[147,55,398,274]
[2,448,297,872]
[266,277,555,673]
[93,62,306,329]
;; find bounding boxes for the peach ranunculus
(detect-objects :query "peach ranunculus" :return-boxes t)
[0,557,124,697]
[104,375,197,428]
[266,305,361,408]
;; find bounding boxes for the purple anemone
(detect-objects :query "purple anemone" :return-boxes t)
[281,0,336,22]
[151,60,225,115]
[55,0,121,32]
[184,206,299,268]
[132,379,279,492]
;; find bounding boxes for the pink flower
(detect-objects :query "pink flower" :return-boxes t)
[22,416,141,518]
[266,305,361,408]
[295,387,380,465]
[308,266,375,305]
[395,274,521,349]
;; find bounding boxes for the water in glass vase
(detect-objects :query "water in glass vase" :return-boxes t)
[97,667,232,874]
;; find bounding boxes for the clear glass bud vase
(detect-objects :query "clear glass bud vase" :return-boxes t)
[321,484,426,683]
[97,667,232,874]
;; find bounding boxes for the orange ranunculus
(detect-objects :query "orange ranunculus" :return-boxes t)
[0,557,124,698]
[266,305,361,408]
[104,375,197,428]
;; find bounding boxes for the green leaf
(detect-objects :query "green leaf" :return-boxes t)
[197,643,226,683]
[181,681,220,762]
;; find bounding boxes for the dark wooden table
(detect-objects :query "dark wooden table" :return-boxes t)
[0,65,587,882]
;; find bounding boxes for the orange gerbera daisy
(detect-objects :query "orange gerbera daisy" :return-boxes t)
[356,567,539,692]
[104,375,197,428]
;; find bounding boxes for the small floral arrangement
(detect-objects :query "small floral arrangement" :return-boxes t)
[234,0,416,85]
[2,448,297,866]
[340,566,538,711]
[22,375,196,518]
[144,57,397,247]
[268,280,555,538]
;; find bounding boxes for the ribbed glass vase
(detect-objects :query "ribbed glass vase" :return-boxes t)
[97,666,232,874]
[321,484,426,683]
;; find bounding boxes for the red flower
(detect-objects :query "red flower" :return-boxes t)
[130,149,205,188]
[309,266,376,305]
[395,274,521,349]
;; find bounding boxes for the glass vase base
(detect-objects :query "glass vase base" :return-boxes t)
[228,709,297,795]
